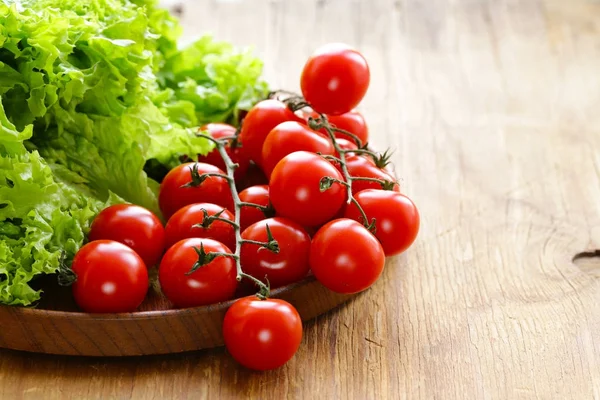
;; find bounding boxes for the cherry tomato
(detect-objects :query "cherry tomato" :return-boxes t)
[238,100,300,166]
[159,238,237,308]
[301,43,370,115]
[159,162,233,220]
[307,111,369,146]
[344,190,420,256]
[269,151,346,227]
[239,185,272,231]
[71,240,149,313]
[261,121,334,178]
[198,123,250,181]
[240,218,311,288]
[346,155,399,194]
[88,204,165,268]
[310,219,385,294]
[165,203,235,250]
[223,296,302,371]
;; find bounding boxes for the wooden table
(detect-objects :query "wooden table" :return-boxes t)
[2,0,600,398]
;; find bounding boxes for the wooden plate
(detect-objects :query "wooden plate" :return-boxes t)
[0,274,355,357]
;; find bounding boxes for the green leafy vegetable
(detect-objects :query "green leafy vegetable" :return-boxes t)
[0,0,268,305]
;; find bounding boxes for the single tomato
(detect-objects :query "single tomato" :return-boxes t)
[71,240,149,313]
[88,204,165,268]
[159,162,233,220]
[223,297,302,371]
[344,190,420,256]
[238,100,301,166]
[240,217,311,289]
[261,121,334,178]
[159,238,237,308]
[165,203,236,250]
[301,43,370,115]
[239,185,272,231]
[310,219,385,294]
[269,151,346,227]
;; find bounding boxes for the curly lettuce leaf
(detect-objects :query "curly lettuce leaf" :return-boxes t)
[0,150,105,305]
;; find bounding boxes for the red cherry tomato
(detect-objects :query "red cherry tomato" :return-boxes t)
[240,218,311,289]
[238,100,300,166]
[71,240,149,313]
[269,151,346,227]
[307,111,369,146]
[165,203,236,250]
[158,238,237,308]
[198,123,249,181]
[261,121,334,178]
[344,190,420,256]
[301,43,370,115]
[239,185,272,231]
[223,297,302,371]
[88,204,165,268]
[310,219,385,294]
[328,111,369,144]
[346,156,399,194]
[159,162,233,220]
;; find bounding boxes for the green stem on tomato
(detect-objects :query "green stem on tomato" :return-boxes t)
[198,134,272,299]
[308,115,376,232]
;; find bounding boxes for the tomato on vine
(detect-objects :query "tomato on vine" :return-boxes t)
[345,155,399,193]
[238,100,301,166]
[301,43,370,115]
[307,110,369,145]
[310,219,385,294]
[239,185,272,231]
[269,151,346,227]
[159,238,237,308]
[344,190,420,256]
[198,123,249,181]
[165,203,236,250]
[71,240,149,313]
[223,297,303,371]
[240,217,311,289]
[261,121,334,178]
[159,162,233,220]
[89,204,165,268]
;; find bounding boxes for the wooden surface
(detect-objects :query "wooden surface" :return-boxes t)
[2,0,600,398]
[0,275,352,356]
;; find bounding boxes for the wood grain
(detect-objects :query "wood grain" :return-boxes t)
[2,0,600,398]
[0,275,354,356]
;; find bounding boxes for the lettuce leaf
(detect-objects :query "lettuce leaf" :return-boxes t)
[0,0,268,305]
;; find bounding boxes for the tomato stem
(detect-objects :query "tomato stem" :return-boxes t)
[329,126,364,147]
[188,244,239,275]
[199,134,273,297]
[192,207,238,230]
[239,202,275,217]
[344,148,392,168]
[182,165,234,188]
[308,115,376,232]
[57,251,77,286]
[351,176,398,190]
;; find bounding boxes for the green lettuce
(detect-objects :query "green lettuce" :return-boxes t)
[0,0,268,305]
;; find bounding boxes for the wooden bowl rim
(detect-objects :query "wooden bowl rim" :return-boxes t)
[2,276,316,321]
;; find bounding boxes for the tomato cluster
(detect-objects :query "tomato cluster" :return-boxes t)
[67,43,419,371]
